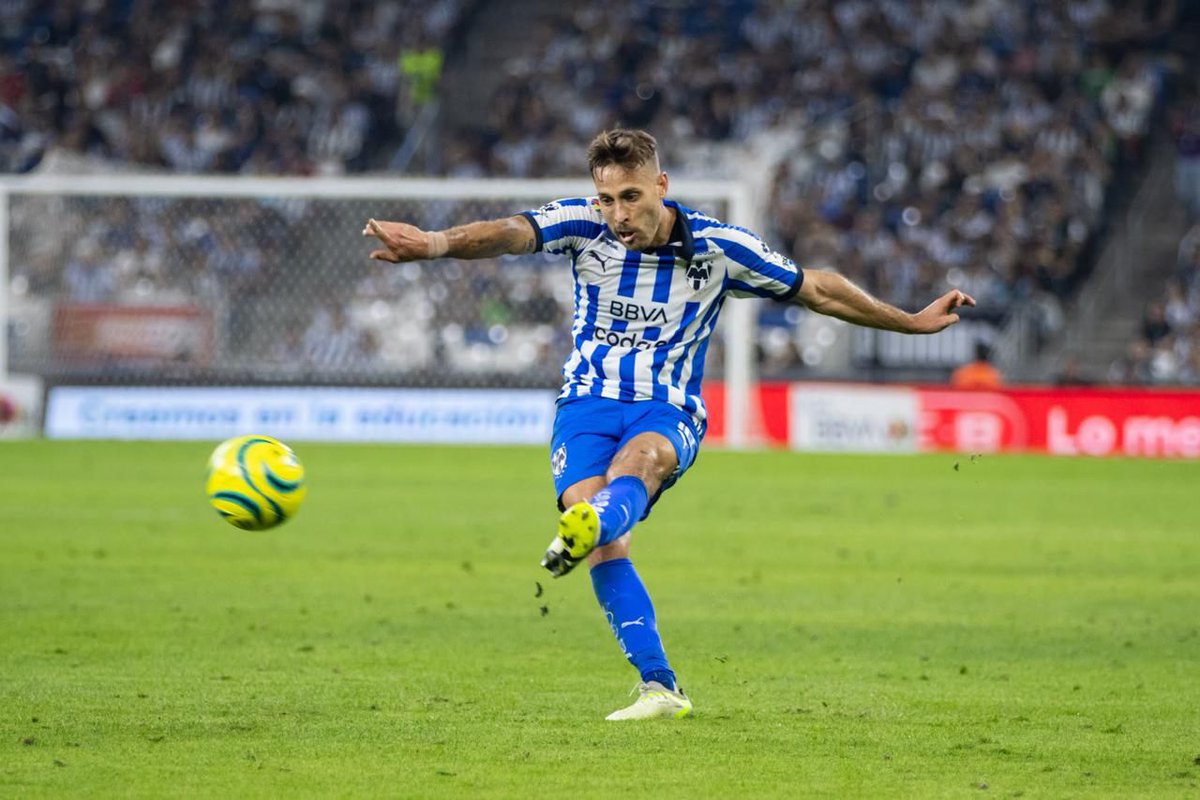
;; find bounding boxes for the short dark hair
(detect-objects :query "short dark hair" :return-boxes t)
[586,129,659,176]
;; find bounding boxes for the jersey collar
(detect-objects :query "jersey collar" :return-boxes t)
[659,199,694,262]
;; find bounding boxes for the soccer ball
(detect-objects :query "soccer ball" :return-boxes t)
[205,435,307,530]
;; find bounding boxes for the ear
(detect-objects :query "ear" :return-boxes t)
[658,171,669,199]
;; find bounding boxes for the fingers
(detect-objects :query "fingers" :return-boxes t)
[365,219,400,262]
[944,290,976,312]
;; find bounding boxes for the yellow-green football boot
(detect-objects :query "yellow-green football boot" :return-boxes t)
[540,501,600,577]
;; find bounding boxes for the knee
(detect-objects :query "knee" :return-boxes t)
[562,476,606,508]
[607,442,674,490]
[588,534,630,566]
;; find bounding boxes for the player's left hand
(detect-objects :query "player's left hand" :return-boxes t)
[911,289,976,333]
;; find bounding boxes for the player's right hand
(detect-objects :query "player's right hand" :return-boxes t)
[362,218,430,262]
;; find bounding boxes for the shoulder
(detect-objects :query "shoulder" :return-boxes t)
[706,223,775,265]
[527,197,603,222]
[523,197,606,253]
[674,205,767,251]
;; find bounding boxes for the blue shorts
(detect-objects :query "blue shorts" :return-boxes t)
[549,396,703,514]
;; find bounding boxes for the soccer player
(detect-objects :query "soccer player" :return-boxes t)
[363,129,975,720]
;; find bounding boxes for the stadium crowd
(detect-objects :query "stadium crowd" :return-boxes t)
[1105,81,1200,386]
[0,0,464,175]
[1,0,1195,384]
[753,1,1172,373]
[1111,217,1200,385]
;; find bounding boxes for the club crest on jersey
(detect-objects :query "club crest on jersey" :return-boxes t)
[685,261,712,291]
[551,444,567,477]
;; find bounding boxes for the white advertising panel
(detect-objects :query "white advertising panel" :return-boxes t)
[789,383,918,453]
[0,373,44,439]
[45,386,557,443]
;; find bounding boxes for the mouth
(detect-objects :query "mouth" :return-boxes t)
[616,229,638,246]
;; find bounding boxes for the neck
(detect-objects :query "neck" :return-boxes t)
[647,202,675,249]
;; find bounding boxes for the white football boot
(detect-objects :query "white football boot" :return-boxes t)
[605,681,693,721]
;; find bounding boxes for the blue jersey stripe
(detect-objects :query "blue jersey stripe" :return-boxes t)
[617,250,640,298]
[588,344,610,396]
[617,346,638,402]
[716,239,794,290]
[645,325,670,402]
[725,278,779,298]
[667,301,702,390]
[570,284,601,386]
[575,284,600,345]
[652,252,674,303]
[544,219,606,251]
[673,296,723,397]
[684,297,724,406]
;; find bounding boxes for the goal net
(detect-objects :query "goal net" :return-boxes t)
[1,175,760,443]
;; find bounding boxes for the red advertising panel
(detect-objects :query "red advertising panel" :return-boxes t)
[704,381,1200,458]
[919,387,1200,458]
[53,304,215,365]
[701,381,790,444]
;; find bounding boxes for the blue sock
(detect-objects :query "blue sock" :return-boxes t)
[590,475,649,546]
[590,557,676,690]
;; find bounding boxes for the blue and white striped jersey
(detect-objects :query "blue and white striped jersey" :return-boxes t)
[520,197,803,429]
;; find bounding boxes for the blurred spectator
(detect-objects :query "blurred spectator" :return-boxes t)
[303,304,363,369]
[950,341,1003,389]
[1141,300,1171,345]
[1101,56,1158,167]
[1107,339,1153,384]
[1054,355,1094,386]
[1163,280,1195,332]
[1171,82,1200,217]
[62,238,117,303]
[269,321,307,368]
[398,30,444,127]
[1126,221,1200,385]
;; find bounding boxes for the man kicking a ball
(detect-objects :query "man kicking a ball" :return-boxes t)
[363,129,974,720]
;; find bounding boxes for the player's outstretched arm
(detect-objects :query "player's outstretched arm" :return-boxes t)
[795,268,976,334]
[362,216,537,263]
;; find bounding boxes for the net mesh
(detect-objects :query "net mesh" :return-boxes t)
[6,185,732,388]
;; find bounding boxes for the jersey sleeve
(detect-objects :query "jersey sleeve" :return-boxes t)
[518,198,607,256]
[712,227,804,300]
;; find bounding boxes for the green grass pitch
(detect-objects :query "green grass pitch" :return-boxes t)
[1,440,1198,798]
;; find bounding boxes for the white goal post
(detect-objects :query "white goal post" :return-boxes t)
[0,174,761,447]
